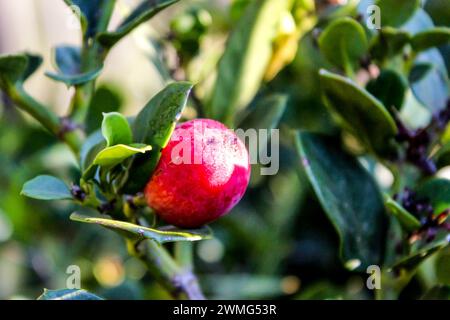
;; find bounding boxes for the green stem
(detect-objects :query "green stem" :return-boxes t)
[68,0,115,124]
[6,84,82,155]
[175,242,194,270]
[133,240,205,300]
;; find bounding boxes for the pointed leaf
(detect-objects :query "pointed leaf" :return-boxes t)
[93,144,152,167]
[70,213,212,244]
[97,0,180,47]
[207,0,291,124]
[101,112,132,147]
[295,132,387,271]
[21,175,72,200]
[38,288,103,300]
[124,82,192,193]
[319,69,398,155]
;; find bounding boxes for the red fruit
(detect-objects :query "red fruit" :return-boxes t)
[145,119,251,228]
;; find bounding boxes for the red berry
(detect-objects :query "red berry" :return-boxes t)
[145,119,251,228]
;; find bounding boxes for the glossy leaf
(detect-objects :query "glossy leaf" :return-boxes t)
[375,0,420,27]
[411,27,450,52]
[38,288,103,300]
[318,69,398,155]
[124,82,192,193]
[93,144,152,167]
[70,213,212,244]
[207,0,291,124]
[101,112,132,147]
[366,69,407,110]
[384,195,421,232]
[21,175,72,200]
[318,18,368,71]
[97,0,180,47]
[239,94,287,131]
[295,132,387,271]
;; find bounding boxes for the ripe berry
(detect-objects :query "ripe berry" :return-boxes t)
[145,119,251,228]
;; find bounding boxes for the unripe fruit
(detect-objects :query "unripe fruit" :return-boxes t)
[145,119,251,228]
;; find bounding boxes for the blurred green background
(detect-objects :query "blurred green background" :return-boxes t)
[0,0,448,300]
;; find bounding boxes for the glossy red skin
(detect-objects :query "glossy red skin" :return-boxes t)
[145,119,251,228]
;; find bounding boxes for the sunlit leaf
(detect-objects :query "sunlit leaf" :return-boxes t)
[93,144,151,167]
[70,212,212,244]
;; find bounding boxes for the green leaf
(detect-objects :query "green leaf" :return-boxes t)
[411,27,450,52]
[318,17,368,71]
[45,68,102,86]
[38,288,103,300]
[101,112,132,147]
[0,53,42,84]
[21,175,72,200]
[294,132,387,271]
[207,0,291,124]
[409,53,449,112]
[45,45,102,86]
[384,195,421,232]
[416,178,450,213]
[86,85,124,134]
[54,45,80,75]
[370,27,411,60]
[64,0,115,39]
[93,144,152,167]
[124,82,192,193]
[70,212,212,244]
[97,0,180,47]
[318,69,398,155]
[239,94,287,131]
[80,130,105,172]
[375,0,420,27]
[366,69,408,111]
